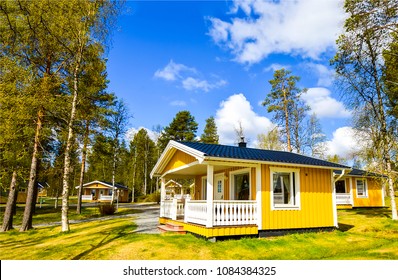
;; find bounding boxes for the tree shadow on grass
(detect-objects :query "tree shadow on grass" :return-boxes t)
[71,224,137,260]
[352,208,391,219]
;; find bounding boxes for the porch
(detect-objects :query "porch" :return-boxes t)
[159,198,259,239]
[336,193,353,209]
[81,194,113,202]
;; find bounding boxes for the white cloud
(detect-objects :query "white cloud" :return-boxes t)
[301,87,351,118]
[263,63,290,72]
[169,100,187,107]
[182,77,227,92]
[207,0,346,64]
[125,127,158,142]
[154,60,195,81]
[305,63,335,87]
[325,126,362,158]
[215,93,274,146]
[154,60,227,93]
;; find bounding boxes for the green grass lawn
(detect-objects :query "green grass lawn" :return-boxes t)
[1,199,398,260]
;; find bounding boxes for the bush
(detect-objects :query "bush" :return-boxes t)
[98,203,116,216]
[144,192,161,203]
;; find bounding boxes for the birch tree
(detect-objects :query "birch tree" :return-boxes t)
[332,0,398,220]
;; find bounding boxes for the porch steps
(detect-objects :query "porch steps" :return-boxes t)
[158,222,186,235]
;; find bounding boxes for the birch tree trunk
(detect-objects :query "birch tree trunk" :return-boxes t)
[61,52,81,232]
[1,170,18,232]
[77,120,90,214]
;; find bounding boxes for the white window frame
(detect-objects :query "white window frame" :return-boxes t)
[229,168,251,200]
[356,178,368,198]
[201,176,207,200]
[270,167,301,210]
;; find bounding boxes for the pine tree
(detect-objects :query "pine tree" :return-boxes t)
[262,69,308,153]
[158,111,198,151]
[200,116,219,144]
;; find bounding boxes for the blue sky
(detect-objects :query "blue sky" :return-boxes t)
[106,0,358,158]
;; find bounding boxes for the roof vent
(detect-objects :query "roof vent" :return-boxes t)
[238,136,247,148]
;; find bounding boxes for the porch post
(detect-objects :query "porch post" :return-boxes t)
[206,164,214,228]
[349,177,354,206]
[256,164,262,230]
[160,178,166,217]
[160,177,166,201]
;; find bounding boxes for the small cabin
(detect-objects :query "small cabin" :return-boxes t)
[77,181,129,203]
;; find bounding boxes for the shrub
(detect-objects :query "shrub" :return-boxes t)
[98,203,116,216]
[144,192,161,203]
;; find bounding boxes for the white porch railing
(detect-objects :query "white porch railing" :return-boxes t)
[160,199,185,220]
[336,193,352,205]
[82,195,93,201]
[99,195,113,201]
[181,200,257,227]
[213,200,257,226]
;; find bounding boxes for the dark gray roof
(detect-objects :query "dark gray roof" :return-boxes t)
[334,168,386,178]
[100,181,129,190]
[179,142,350,169]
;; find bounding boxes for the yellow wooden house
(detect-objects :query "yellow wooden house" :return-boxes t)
[151,140,352,240]
[334,169,386,209]
[78,181,129,203]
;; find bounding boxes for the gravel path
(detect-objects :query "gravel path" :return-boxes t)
[27,203,161,234]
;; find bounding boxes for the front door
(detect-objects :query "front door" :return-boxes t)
[214,174,224,200]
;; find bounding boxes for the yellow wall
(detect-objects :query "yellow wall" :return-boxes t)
[261,165,334,230]
[163,150,197,173]
[351,177,384,207]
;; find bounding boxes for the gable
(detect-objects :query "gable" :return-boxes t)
[163,150,197,173]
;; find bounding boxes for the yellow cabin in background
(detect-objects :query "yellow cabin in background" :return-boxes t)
[334,169,385,209]
[151,140,356,240]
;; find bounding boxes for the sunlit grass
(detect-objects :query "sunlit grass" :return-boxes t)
[1,197,398,260]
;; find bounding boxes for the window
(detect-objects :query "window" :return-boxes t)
[217,180,222,193]
[271,167,300,209]
[356,179,368,197]
[201,177,207,200]
[335,180,346,193]
[230,169,250,200]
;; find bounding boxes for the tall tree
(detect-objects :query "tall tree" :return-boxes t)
[256,127,283,151]
[107,99,130,205]
[304,113,327,158]
[0,56,36,231]
[75,44,114,214]
[332,0,398,220]
[158,111,198,151]
[262,69,307,152]
[130,129,157,196]
[1,1,65,231]
[200,116,219,144]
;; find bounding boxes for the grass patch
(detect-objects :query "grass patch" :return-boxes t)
[1,198,398,260]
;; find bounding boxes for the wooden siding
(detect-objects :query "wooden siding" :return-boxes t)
[261,165,334,230]
[351,177,384,207]
[163,150,197,174]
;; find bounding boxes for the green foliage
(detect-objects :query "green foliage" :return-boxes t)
[158,110,198,151]
[262,68,309,153]
[200,116,219,144]
[98,203,116,216]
